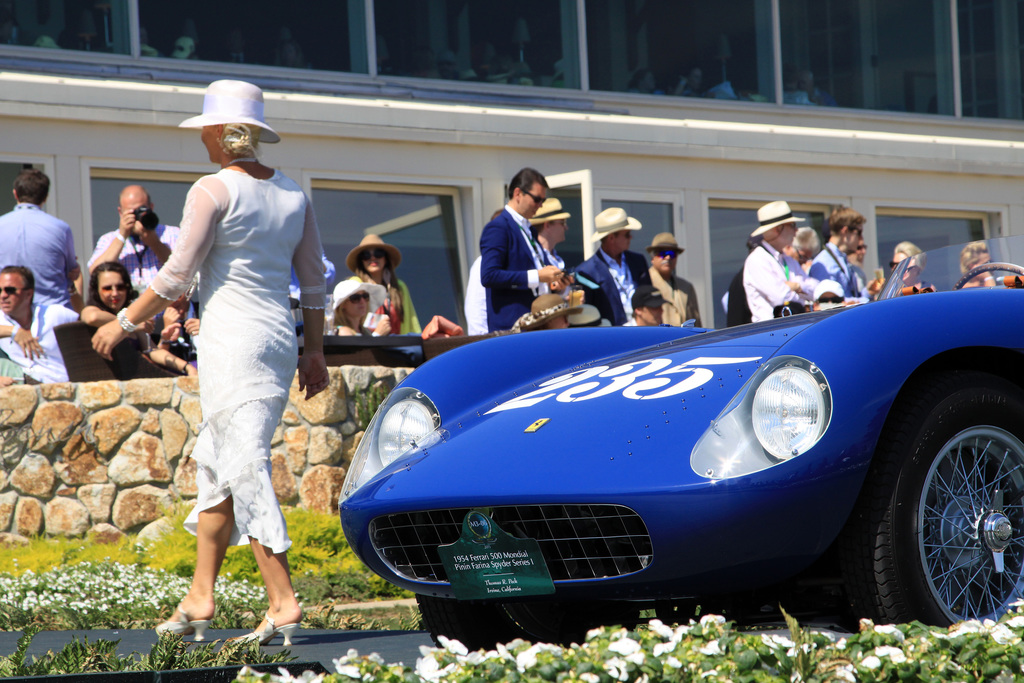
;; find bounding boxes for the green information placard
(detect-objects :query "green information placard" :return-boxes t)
[437,510,555,600]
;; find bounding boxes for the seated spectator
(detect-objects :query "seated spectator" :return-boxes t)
[891,241,925,288]
[331,280,390,337]
[0,265,79,385]
[959,241,996,288]
[625,285,666,326]
[813,279,845,310]
[347,235,421,334]
[511,293,582,332]
[80,262,195,376]
[628,67,658,94]
[672,67,703,97]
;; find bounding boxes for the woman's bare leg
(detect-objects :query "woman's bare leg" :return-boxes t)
[175,496,234,620]
[250,539,303,626]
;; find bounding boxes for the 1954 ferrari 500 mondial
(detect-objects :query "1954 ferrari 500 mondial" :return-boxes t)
[340,235,1024,648]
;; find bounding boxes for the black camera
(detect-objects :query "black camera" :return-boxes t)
[132,206,160,230]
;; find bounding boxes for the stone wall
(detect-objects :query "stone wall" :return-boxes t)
[0,366,408,545]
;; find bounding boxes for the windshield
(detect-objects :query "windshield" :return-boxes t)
[879,235,1024,300]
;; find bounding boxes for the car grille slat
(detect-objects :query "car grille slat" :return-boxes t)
[370,504,652,584]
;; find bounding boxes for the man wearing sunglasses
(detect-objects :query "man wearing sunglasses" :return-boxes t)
[0,169,82,311]
[0,265,79,386]
[645,232,702,327]
[808,206,868,300]
[480,167,570,332]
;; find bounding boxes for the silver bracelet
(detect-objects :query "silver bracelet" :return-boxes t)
[117,309,139,333]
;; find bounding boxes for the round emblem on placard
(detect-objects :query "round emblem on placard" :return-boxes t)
[466,511,492,540]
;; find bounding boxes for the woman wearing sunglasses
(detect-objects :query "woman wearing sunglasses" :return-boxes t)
[330,280,390,336]
[80,262,196,376]
[346,235,421,335]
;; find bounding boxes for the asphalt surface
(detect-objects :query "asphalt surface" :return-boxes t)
[0,626,435,678]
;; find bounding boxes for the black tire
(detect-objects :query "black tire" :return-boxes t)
[417,595,640,648]
[416,595,519,650]
[839,371,1024,624]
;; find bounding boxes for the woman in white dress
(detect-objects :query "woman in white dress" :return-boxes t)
[93,80,329,645]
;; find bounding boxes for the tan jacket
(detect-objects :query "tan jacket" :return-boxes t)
[649,267,702,327]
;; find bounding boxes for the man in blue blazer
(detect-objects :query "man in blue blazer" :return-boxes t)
[480,168,569,332]
[576,207,651,326]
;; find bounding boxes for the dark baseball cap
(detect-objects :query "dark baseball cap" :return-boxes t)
[631,284,666,310]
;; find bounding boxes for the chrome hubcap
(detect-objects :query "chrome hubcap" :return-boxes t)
[918,426,1024,621]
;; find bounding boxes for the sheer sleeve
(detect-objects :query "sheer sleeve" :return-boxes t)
[292,198,327,309]
[151,176,225,301]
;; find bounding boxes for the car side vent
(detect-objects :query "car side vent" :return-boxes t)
[370,504,653,584]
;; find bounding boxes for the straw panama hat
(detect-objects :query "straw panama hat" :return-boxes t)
[332,280,387,312]
[529,198,571,225]
[592,207,642,242]
[179,80,281,143]
[346,234,402,273]
[751,200,805,237]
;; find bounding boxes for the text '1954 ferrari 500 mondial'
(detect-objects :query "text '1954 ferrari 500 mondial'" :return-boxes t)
[340,235,1024,648]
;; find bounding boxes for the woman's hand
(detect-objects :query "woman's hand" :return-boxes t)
[184,318,201,336]
[92,319,130,360]
[297,351,329,400]
[374,317,392,336]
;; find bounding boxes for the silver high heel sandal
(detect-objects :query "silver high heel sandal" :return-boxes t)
[155,605,212,641]
[237,612,301,646]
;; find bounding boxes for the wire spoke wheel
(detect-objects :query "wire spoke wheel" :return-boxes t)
[918,426,1024,622]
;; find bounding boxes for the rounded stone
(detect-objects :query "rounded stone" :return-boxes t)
[14,497,43,536]
[298,464,346,514]
[88,405,142,455]
[10,454,56,497]
[111,485,175,531]
[44,497,90,537]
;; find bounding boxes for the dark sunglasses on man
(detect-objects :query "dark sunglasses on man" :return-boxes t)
[0,286,27,296]
[656,250,678,259]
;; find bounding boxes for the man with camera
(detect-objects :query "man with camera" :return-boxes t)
[88,184,180,291]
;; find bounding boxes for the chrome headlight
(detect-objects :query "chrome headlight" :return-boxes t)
[341,387,442,501]
[691,356,831,480]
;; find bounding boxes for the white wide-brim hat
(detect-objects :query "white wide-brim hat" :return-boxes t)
[592,207,642,243]
[333,280,387,312]
[751,200,805,237]
[179,80,280,143]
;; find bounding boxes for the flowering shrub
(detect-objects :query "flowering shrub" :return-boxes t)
[234,608,1024,683]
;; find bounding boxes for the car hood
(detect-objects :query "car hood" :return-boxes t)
[354,316,820,506]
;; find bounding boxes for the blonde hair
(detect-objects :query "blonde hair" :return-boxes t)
[959,241,990,274]
[220,123,261,158]
[893,241,922,260]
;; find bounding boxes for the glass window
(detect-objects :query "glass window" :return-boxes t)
[89,173,196,250]
[4,0,129,53]
[780,0,955,113]
[599,199,673,254]
[0,163,39,209]
[374,0,580,88]
[708,203,825,329]
[312,185,464,326]
[586,0,776,102]
[138,0,367,72]
[957,0,1024,120]
[876,213,985,272]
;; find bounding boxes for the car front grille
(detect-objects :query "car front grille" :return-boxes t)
[370,504,653,584]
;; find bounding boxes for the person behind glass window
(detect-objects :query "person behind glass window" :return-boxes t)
[347,234,421,334]
[88,184,180,292]
[0,169,82,310]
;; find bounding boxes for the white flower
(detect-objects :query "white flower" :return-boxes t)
[666,656,683,669]
[700,614,726,628]
[833,664,857,682]
[653,642,676,657]
[580,674,600,683]
[700,639,723,656]
[947,621,983,638]
[700,669,719,678]
[990,623,1019,645]
[585,627,605,642]
[464,651,486,665]
[626,651,646,666]
[648,619,674,640]
[437,635,469,657]
[603,657,629,681]
[333,664,362,679]
[516,645,539,670]
[873,624,905,642]
[607,637,641,656]
[1004,615,1024,629]
[761,633,795,650]
[415,654,443,681]
[860,656,881,669]
[874,646,907,664]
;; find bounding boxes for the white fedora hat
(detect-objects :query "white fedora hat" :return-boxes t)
[592,207,642,242]
[179,80,280,143]
[751,200,804,237]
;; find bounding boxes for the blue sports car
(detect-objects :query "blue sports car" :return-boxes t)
[340,235,1024,647]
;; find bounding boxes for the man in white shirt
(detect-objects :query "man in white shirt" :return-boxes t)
[742,201,818,322]
[0,265,79,385]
